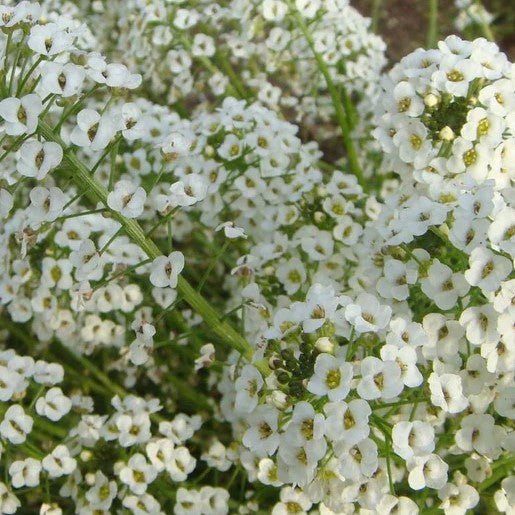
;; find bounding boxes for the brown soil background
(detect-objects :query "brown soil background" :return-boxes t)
[353,0,515,62]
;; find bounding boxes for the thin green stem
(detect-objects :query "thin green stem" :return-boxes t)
[38,120,269,376]
[427,0,439,48]
[287,2,364,187]
[371,0,383,32]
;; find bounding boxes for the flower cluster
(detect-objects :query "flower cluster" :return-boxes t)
[0,0,513,514]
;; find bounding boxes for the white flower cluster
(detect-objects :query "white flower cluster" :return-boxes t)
[60,0,386,142]
[0,0,513,513]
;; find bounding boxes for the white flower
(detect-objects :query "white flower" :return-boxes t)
[376,259,418,301]
[146,438,174,472]
[17,140,63,180]
[455,414,505,456]
[85,471,117,509]
[28,23,75,56]
[27,186,66,224]
[0,405,33,444]
[376,495,419,515]
[380,344,423,387]
[123,493,161,514]
[40,62,86,98]
[107,180,147,218]
[392,421,435,460]
[9,458,41,488]
[307,353,353,401]
[459,305,498,346]
[438,482,480,515]
[257,458,283,487]
[35,387,72,421]
[158,174,209,210]
[488,207,515,256]
[345,293,392,333]
[242,405,280,456]
[428,372,469,413]
[42,445,76,478]
[420,260,469,310]
[70,109,121,151]
[0,482,20,514]
[234,365,263,413]
[119,454,157,495]
[0,94,42,135]
[69,239,101,281]
[464,247,511,293]
[357,356,404,400]
[272,487,312,515]
[276,257,307,295]
[262,0,288,21]
[215,222,247,239]
[340,439,379,483]
[191,34,215,57]
[295,0,321,19]
[149,252,185,289]
[408,454,448,490]
[167,446,197,481]
[194,343,215,372]
[175,487,203,515]
[200,441,231,472]
[324,399,371,445]
[33,361,64,386]
[0,189,13,218]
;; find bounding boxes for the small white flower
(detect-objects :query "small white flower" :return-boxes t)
[69,239,101,281]
[149,252,185,288]
[0,189,13,218]
[276,257,307,295]
[9,458,41,488]
[408,454,448,490]
[215,221,247,239]
[345,292,392,333]
[307,353,353,401]
[242,405,280,457]
[107,180,147,218]
[464,247,511,293]
[42,445,76,478]
[357,356,404,400]
[167,446,197,481]
[27,186,66,223]
[194,343,215,372]
[392,421,435,460]
[28,23,75,56]
[119,453,157,495]
[0,405,33,444]
[428,372,469,413]
[35,387,72,421]
[0,94,42,135]
[262,0,288,21]
[17,140,63,180]
[70,109,121,151]
[234,365,264,414]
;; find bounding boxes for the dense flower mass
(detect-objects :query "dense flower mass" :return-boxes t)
[0,0,513,514]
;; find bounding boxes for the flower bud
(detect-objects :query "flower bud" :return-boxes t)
[424,93,439,107]
[314,211,325,223]
[439,126,455,141]
[315,336,334,353]
[270,390,288,410]
[80,450,93,462]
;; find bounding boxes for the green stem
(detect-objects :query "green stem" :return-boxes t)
[427,0,439,48]
[38,120,269,376]
[287,2,364,187]
[371,0,383,32]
